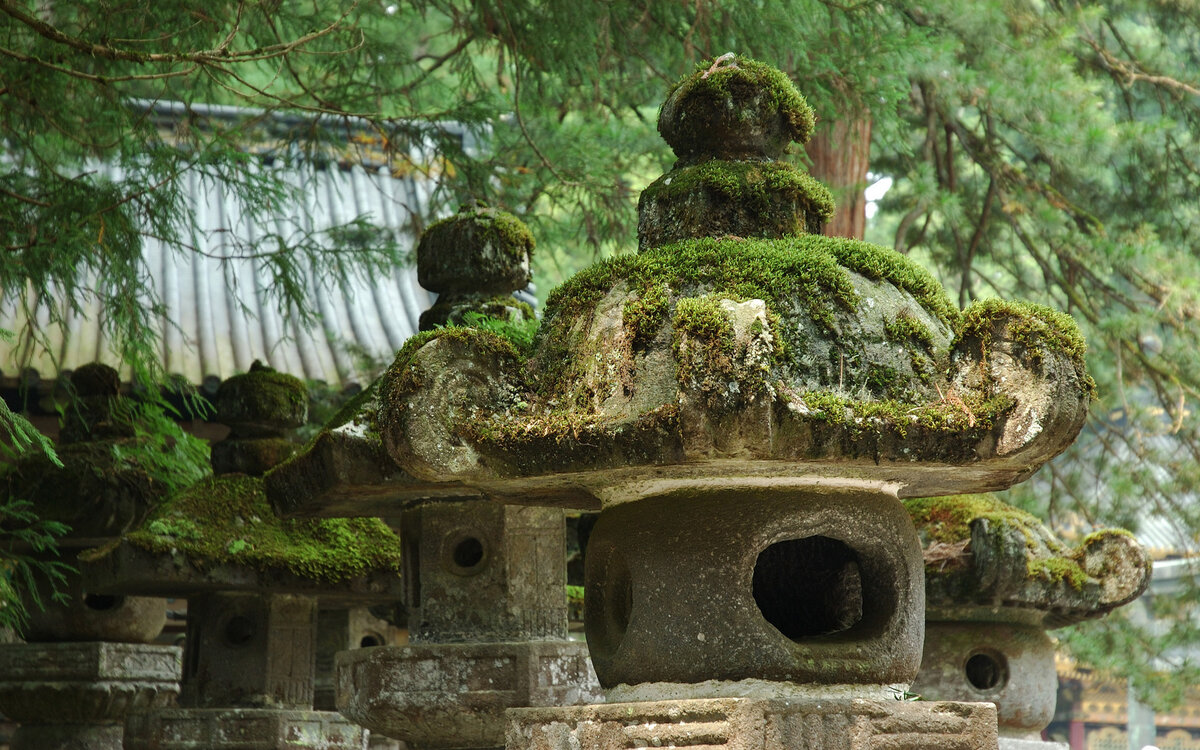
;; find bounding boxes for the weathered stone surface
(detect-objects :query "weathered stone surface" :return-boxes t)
[180,593,318,709]
[9,722,124,750]
[403,501,567,643]
[584,487,923,688]
[211,437,300,476]
[0,641,179,724]
[215,362,308,434]
[338,640,601,748]
[507,697,999,750]
[907,496,1152,627]
[274,246,1090,518]
[417,205,533,295]
[21,569,166,643]
[910,621,1055,738]
[124,708,368,749]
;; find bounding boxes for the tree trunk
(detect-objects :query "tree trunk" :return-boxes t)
[805,116,872,240]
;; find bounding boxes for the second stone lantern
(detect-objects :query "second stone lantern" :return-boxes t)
[270,56,1096,750]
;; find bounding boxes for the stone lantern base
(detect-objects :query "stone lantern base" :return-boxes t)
[508,696,999,750]
[0,641,180,750]
[123,708,368,749]
[338,640,602,749]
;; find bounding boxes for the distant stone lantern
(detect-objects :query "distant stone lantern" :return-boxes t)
[0,364,182,750]
[79,365,405,749]
[270,56,1096,750]
[907,495,1151,750]
[272,205,601,750]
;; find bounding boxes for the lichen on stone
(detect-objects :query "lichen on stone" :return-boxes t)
[121,474,402,582]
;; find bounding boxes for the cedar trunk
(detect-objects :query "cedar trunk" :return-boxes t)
[805,116,872,240]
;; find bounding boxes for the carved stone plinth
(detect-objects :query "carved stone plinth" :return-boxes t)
[0,641,179,749]
[508,696,999,750]
[123,708,367,749]
[339,640,601,749]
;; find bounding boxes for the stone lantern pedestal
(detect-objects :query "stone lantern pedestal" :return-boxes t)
[272,206,602,750]
[0,618,179,749]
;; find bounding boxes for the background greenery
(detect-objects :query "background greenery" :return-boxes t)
[2,0,1199,705]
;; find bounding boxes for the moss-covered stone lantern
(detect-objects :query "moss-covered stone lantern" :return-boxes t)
[79,366,404,749]
[906,495,1150,750]
[417,202,536,331]
[287,206,600,750]
[269,55,1095,750]
[0,364,185,750]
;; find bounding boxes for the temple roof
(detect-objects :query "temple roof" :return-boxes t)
[0,102,453,392]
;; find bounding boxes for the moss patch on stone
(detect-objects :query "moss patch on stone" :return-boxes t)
[957,298,1093,397]
[905,494,1044,544]
[905,494,1089,590]
[423,205,535,261]
[885,309,937,353]
[123,475,402,582]
[537,234,957,398]
[641,161,835,228]
[794,391,1013,437]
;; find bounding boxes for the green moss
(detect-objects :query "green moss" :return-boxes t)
[795,391,1014,437]
[1028,556,1089,590]
[125,475,403,582]
[641,160,835,228]
[957,298,1094,397]
[905,494,1091,590]
[536,234,958,399]
[662,55,816,145]
[904,494,1041,544]
[824,239,960,329]
[671,295,742,397]
[884,310,937,353]
[622,284,670,348]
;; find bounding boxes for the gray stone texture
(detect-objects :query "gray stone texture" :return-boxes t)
[314,607,400,711]
[584,487,924,688]
[124,708,368,749]
[0,642,179,749]
[910,621,1056,738]
[507,697,999,750]
[402,502,567,643]
[338,640,601,748]
[21,569,166,643]
[180,592,318,709]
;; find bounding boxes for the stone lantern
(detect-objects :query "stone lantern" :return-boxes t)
[271,205,602,750]
[269,56,1095,750]
[906,495,1151,750]
[79,365,405,749]
[0,363,184,750]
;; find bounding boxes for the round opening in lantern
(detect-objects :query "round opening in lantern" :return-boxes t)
[753,536,863,640]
